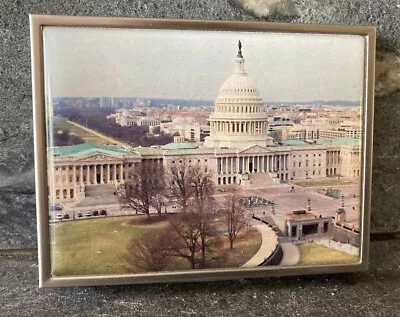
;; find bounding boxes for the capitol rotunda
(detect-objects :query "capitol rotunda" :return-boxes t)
[204,42,274,149]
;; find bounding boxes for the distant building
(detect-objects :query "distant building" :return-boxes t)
[160,117,210,142]
[49,44,361,204]
[115,109,160,127]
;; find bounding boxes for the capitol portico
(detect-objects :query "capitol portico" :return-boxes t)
[48,43,362,205]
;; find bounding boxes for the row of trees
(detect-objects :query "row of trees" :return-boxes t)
[120,161,249,271]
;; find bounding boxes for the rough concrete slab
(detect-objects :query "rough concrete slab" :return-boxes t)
[1,240,399,316]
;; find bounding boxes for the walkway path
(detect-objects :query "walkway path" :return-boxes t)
[279,242,300,266]
[242,221,278,268]
[67,120,132,150]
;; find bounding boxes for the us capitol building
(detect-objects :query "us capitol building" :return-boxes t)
[48,43,361,204]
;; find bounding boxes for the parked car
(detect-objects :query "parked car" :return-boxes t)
[63,214,70,220]
[92,210,99,216]
[77,212,83,218]
[100,210,107,216]
[85,211,92,217]
[56,213,63,221]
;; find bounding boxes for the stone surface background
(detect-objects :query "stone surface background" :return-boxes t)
[1,240,400,316]
[0,1,399,247]
[1,1,400,316]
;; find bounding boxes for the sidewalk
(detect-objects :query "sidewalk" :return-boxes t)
[279,243,300,266]
[242,222,278,267]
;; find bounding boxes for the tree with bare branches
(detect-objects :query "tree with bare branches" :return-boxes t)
[167,212,203,269]
[167,202,221,269]
[224,186,248,249]
[119,160,165,219]
[167,160,196,213]
[123,229,171,272]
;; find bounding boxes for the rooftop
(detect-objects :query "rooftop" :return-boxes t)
[161,142,199,151]
[317,137,361,146]
[280,139,309,146]
[50,143,129,157]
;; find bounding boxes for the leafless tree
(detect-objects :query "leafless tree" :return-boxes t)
[224,186,248,249]
[167,212,202,269]
[191,198,221,268]
[151,192,165,216]
[167,201,221,269]
[120,160,165,219]
[191,165,214,212]
[123,229,171,272]
[167,160,196,213]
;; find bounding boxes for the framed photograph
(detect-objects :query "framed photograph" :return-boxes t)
[30,15,375,287]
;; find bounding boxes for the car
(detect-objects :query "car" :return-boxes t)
[92,210,99,216]
[63,214,70,220]
[85,211,92,217]
[100,210,107,216]
[77,212,83,218]
[56,213,63,221]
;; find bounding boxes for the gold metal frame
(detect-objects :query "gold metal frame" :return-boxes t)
[30,15,376,287]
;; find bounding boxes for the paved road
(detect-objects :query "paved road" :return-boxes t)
[279,242,300,266]
[242,221,278,268]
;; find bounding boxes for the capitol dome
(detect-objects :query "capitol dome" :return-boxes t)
[204,42,273,149]
[215,67,263,105]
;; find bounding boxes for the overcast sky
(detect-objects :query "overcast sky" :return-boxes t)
[43,26,365,103]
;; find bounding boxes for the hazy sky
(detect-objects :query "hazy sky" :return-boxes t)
[43,26,365,102]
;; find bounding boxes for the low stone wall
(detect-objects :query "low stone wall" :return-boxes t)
[260,244,283,266]
[331,224,361,247]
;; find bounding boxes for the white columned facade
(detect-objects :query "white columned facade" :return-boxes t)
[113,164,117,183]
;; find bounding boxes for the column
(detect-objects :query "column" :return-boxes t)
[100,165,104,184]
[94,165,97,184]
[73,166,76,184]
[120,163,123,183]
[86,165,90,184]
[113,164,117,183]
[80,165,83,184]
[107,164,110,183]
[224,157,227,174]
[261,156,265,172]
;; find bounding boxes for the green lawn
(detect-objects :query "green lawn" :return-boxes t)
[52,117,107,144]
[50,215,262,276]
[297,243,359,265]
[50,216,158,276]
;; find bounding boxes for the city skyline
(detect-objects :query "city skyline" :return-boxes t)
[43,27,365,103]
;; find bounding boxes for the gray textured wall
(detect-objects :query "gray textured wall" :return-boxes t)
[0,0,399,250]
